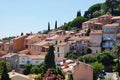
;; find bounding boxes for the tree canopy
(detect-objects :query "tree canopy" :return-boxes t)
[84,3,102,19]
[91,62,104,80]
[97,50,115,66]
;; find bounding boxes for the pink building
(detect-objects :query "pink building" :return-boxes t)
[98,14,112,25]
[111,16,120,23]
[24,34,44,49]
[28,41,51,55]
[60,60,93,80]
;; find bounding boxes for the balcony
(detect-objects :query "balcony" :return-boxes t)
[102,37,113,41]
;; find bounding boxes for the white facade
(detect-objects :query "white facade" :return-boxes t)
[18,54,45,66]
[55,42,69,58]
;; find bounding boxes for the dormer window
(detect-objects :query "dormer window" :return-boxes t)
[82,40,84,44]
[55,41,57,45]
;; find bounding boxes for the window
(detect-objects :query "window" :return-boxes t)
[96,50,98,53]
[22,60,24,63]
[117,20,120,23]
[104,17,106,20]
[58,53,60,57]
[82,40,84,44]
[36,61,39,63]
[107,28,110,32]
[25,45,28,48]
[100,18,103,20]
[55,41,57,44]
[57,47,59,52]
[104,28,107,32]
[60,41,62,43]
[27,61,30,64]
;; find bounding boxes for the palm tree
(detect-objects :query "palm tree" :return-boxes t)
[113,43,120,77]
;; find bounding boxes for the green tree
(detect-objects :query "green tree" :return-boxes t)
[112,43,120,77]
[104,0,120,15]
[62,22,72,30]
[2,36,15,41]
[93,11,102,18]
[30,66,40,74]
[1,61,10,80]
[52,67,65,79]
[48,22,50,32]
[91,62,104,80]
[78,55,97,64]
[77,10,81,17]
[66,52,77,59]
[70,16,87,29]
[23,64,32,75]
[34,74,42,80]
[84,3,102,19]
[85,29,91,36]
[0,61,11,75]
[44,45,56,70]
[67,74,74,80]
[97,50,115,67]
[55,20,57,29]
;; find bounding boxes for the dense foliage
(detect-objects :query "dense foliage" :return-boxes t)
[84,0,120,19]
[91,62,104,80]
[62,17,87,30]
[23,64,32,75]
[65,52,78,59]
[97,50,115,66]
[1,61,10,80]
[84,3,102,19]
[78,55,97,64]
[0,60,11,75]
[67,74,74,80]
[2,36,15,41]
[44,45,56,70]
[112,43,120,76]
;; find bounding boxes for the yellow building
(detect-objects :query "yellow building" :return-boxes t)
[24,34,43,49]
[12,35,28,53]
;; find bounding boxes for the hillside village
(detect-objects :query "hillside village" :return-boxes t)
[0,14,120,80]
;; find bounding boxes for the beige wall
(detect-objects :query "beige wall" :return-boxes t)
[90,34,102,47]
[4,43,9,52]
[55,43,69,57]
[0,42,4,51]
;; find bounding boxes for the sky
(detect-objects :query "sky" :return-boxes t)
[0,0,105,39]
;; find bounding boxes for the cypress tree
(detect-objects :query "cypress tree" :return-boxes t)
[77,10,81,17]
[55,20,57,29]
[44,45,56,70]
[48,22,50,32]
[85,29,91,36]
[1,61,10,80]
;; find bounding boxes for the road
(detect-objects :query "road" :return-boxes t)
[105,72,118,80]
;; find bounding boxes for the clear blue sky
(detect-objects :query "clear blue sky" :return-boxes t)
[0,0,105,39]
